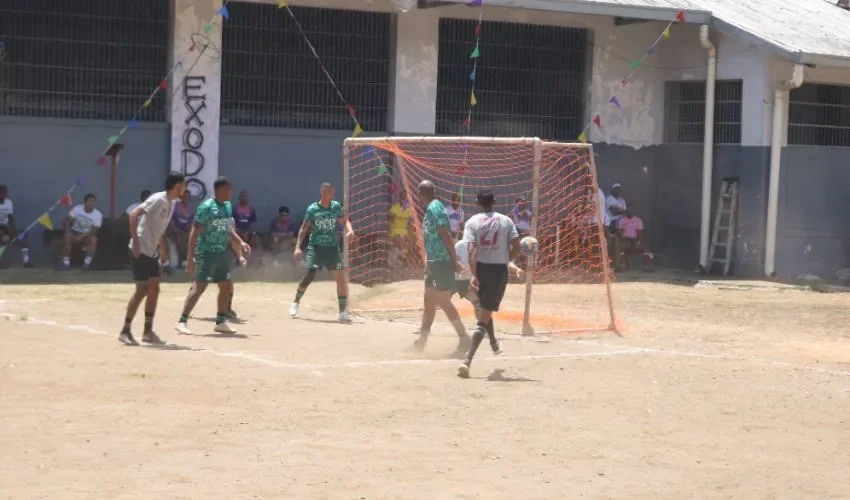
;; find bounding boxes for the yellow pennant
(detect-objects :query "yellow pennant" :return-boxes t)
[38,213,53,231]
[353,123,363,137]
[578,131,588,144]
[278,0,287,7]
[662,26,671,39]
[143,98,152,108]
[470,92,477,106]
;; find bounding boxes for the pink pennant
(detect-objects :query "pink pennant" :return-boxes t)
[391,183,398,193]
[158,79,168,90]
[474,24,481,37]
[593,115,601,128]
[189,43,195,52]
[59,194,72,207]
[96,155,107,166]
[345,104,356,116]
[462,118,471,127]
[675,10,686,23]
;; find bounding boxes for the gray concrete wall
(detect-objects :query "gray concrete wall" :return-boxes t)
[0,117,169,255]
[776,147,850,280]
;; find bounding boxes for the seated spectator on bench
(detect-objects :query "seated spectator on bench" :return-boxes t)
[267,206,295,257]
[61,194,103,271]
[233,190,258,248]
[166,190,193,267]
[0,184,31,267]
[511,197,532,237]
[606,182,627,233]
[616,204,655,272]
[125,189,152,217]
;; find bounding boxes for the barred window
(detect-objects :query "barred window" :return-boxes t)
[436,19,588,139]
[221,3,390,130]
[664,80,742,144]
[0,0,169,121]
[788,83,850,147]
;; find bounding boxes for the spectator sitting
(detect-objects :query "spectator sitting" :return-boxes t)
[61,194,102,270]
[616,204,655,272]
[233,190,259,248]
[446,193,465,240]
[267,206,295,261]
[166,190,193,267]
[125,190,152,217]
[0,184,31,267]
[606,182,627,232]
[511,197,532,236]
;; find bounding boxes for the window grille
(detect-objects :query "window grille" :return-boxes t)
[664,80,742,144]
[221,2,390,130]
[436,18,589,140]
[788,83,850,147]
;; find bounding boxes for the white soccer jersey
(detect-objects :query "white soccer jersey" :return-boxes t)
[463,212,519,265]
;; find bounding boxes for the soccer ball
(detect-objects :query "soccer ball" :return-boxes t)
[520,236,538,256]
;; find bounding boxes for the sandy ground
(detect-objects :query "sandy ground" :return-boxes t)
[1,268,850,499]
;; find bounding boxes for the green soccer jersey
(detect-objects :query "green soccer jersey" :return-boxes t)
[305,200,344,247]
[422,198,451,262]
[194,197,233,255]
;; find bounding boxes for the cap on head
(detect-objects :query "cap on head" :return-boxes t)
[612,182,622,190]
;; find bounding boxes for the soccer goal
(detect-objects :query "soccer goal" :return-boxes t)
[342,136,617,336]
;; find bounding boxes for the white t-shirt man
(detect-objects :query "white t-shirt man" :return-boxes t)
[125,202,141,215]
[128,192,175,258]
[590,188,610,226]
[447,205,464,234]
[454,239,472,280]
[463,212,519,265]
[605,186,626,226]
[69,204,103,234]
[0,198,13,227]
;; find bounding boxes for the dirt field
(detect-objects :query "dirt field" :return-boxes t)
[2,269,850,499]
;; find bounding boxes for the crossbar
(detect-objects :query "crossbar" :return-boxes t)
[344,136,540,145]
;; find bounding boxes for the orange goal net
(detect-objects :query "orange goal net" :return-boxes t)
[343,136,617,336]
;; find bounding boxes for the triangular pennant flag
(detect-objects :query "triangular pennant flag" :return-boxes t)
[593,115,601,128]
[278,0,287,7]
[38,213,53,231]
[60,194,72,207]
[0,244,7,261]
[675,10,686,23]
[470,92,477,106]
[648,42,657,55]
[377,162,389,175]
[158,79,168,90]
[462,118,471,127]
[143,98,152,108]
[469,0,483,6]
[203,23,214,34]
[218,5,229,19]
[391,183,398,193]
[189,42,196,52]
[609,96,621,109]
[74,176,84,187]
[107,135,119,146]
[630,60,641,69]
[578,132,588,143]
[470,45,480,59]
[353,123,363,137]
[469,70,476,81]
[474,23,481,37]
[345,104,356,116]
[662,27,671,39]
[96,155,107,166]
[621,79,629,87]
[128,117,139,128]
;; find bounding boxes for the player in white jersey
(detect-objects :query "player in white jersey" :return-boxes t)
[457,190,522,378]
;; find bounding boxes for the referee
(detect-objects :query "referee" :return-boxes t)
[458,190,521,379]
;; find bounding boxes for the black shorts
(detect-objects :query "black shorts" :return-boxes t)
[475,262,508,312]
[131,255,160,282]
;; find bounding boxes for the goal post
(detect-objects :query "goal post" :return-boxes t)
[343,136,617,336]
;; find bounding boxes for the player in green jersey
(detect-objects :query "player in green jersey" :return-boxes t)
[289,182,354,322]
[175,177,250,335]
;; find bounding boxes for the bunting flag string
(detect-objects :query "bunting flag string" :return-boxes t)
[458,0,485,189]
[575,10,686,144]
[7,1,233,252]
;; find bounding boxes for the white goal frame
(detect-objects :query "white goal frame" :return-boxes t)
[343,136,617,336]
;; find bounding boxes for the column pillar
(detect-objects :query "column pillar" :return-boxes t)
[389,9,440,135]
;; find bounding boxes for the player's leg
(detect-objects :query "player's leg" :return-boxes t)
[290,246,319,317]
[458,263,508,378]
[120,256,149,346]
[329,246,350,322]
[414,267,440,350]
[82,234,97,270]
[432,260,471,351]
[214,280,236,334]
[141,257,164,344]
[461,285,500,355]
[175,253,210,334]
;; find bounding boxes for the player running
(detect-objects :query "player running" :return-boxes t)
[120,172,186,346]
[457,190,521,378]
[413,180,471,353]
[175,177,250,335]
[289,182,354,322]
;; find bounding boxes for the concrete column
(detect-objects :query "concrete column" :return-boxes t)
[171,0,222,200]
[389,9,440,135]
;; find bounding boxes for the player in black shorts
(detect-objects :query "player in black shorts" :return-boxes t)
[457,191,522,378]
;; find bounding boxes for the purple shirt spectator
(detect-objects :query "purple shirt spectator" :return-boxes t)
[233,203,257,232]
[171,200,193,233]
[269,218,293,235]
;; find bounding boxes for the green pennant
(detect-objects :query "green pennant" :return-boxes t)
[203,23,214,34]
[106,135,119,146]
[470,45,480,59]
[0,244,7,262]
[630,60,641,69]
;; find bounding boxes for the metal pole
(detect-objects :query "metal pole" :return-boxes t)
[522,138,542,336]
[342,142,350,269]
[587,146,619,335]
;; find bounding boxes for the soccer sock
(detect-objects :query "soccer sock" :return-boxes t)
[179,314,188,323]
[465,325,487,365]
[338,296,347,313]
[123,317,132,331]
[294,290,305,303]
[21,248,29,263]
[62,257,70,266]
[83,256,92,266]
[215,312,225,325]
[486,319,498,348]
[144,312,154,333]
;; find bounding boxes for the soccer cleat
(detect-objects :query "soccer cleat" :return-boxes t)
[214,322,237,334]
[338,310,351,322]
[142,331,165,345]
[118,329,139,346]
[225,309,239,321]
[491,340,502,356]
[457,362,470,379]
[288,302,299,317]
[175,322,192,335]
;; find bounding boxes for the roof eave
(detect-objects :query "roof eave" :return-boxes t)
[418,0,712,24]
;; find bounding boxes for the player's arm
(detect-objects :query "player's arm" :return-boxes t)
[230,225,251,255]
[186,221,202,273]
[508,220,521,261]
[508,261,525,280]
[338,204,354,238]
[128,202,149,257]
[294,220,311,260]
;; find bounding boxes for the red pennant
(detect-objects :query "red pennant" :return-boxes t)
[462,118,471,127]
[593,115,601,128]
[158,79,168,90]
[59,194,72,207]
[391,183,398,193]
[345,104,356,116]
[621,79,629,87]
[96,155,107,166]
[319,64,326,73]
[189,43,195,52]
[675,10,686,23]
[474,24,481,37]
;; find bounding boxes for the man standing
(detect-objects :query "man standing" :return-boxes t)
[175,177,249,335]
[0,185,31,267]
[606,183,627,231]
[458,190,521,379]
[446,193,465,240]
[61,194,103,270]
[289,182,355,322]
[120,173,185,346]
[413,180,471,353]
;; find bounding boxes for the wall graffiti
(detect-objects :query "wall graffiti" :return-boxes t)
[182,75,208,200]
